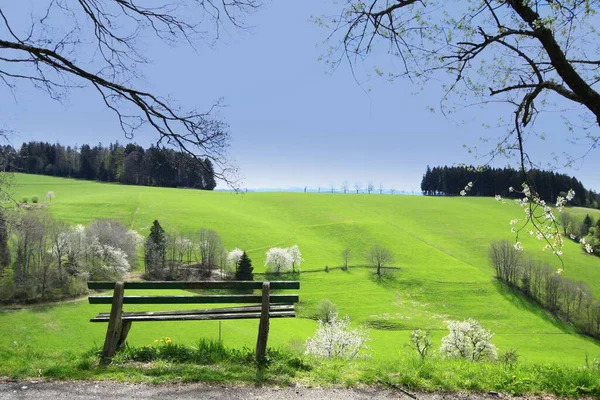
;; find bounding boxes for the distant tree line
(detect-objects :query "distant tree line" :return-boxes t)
[0,141,217,190]
[421,166,599,209]
[490,241,600,340]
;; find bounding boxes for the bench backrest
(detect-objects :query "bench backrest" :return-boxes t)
[87,281,300,305]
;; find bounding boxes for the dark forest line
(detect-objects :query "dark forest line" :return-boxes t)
[0,141,216,190]
[421,166,600,209]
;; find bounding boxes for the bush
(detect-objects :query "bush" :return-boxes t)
[21,197,28,204]
[31,196,39,204]
[440,319,497,361]
[305,313,369,359]
[315,299,337,322]
[409,329,432,360]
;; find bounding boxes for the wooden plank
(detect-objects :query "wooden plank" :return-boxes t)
[90,311,295,322]
[96,304,294,318]
[101,282,124,362]
[88,281,299,290]
[89,294,299,305]
[255,282,271,363]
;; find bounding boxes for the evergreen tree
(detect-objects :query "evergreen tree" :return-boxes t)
[582,214,594,236]
[203,158,217,190]
[145,220,166,279]
[235,251,253,281]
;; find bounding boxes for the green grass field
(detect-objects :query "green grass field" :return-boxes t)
[2,173,600,368]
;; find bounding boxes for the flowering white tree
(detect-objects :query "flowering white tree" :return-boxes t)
[305,313,369,359]
[227,248,244,268]
[287,244,303,273]
[440,319,498,362]
[265,247,293,273]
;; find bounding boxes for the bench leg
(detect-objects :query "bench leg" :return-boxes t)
[255,282,270,363]
[101,282,125,363]
[117,321,132,350]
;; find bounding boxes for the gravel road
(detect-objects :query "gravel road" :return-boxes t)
[0,381,558,400]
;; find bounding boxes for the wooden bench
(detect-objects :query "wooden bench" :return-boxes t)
[87,280,300,362]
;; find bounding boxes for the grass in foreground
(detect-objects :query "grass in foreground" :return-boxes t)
[1,339,599,397]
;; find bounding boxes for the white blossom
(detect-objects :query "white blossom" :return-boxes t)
[305,313,369,359]
[439,319,497,362]
[227,248,244,267]
[265,247,294,273]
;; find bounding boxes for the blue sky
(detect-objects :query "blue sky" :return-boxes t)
[1,1,599,192]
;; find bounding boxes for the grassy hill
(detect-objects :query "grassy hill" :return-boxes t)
[2,173,600,367]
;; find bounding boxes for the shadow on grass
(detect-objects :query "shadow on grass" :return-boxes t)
[492,279,576,334]
[369,268,401,288]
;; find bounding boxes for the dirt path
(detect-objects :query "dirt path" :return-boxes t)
[0,381,563,400]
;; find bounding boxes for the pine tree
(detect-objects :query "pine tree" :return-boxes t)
[582,214,594,236]
[145,220,166,278]
[202,158,217,191]
[235,251,253,281]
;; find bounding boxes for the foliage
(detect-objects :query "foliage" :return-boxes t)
[0,209,10,268]
[2,344,600,396]
[0,211,142,302]
[421,166,596,208]
[287,244,303,273]
[489,243,600,338]
[409,329,432,360]
[265,246,297,274]
[305,313,369,359]
[440,319,498,362]
[323,1,600,175]
[235,251,253,281]
[315,299,337,323]
[227,248,244,269]
[145,220,167,279]
[368,245,393,277]
[3,142,219,190]
[198,228,224,276]
[31,196,39,204]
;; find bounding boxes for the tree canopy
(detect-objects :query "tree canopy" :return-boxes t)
[323,0,600,173]
[1,1,259,185]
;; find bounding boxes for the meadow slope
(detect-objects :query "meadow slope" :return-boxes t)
[2,173,600,366]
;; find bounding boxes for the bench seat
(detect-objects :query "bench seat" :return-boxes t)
[90,304,295,322]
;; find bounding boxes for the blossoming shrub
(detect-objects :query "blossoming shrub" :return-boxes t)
[440,319,497,362]
[305,313,369,359]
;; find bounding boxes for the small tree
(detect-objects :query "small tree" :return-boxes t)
[341,248,352,271]
[145,220,166,279]
[227,248,244,268]
[287,244,303,273]
[367,181,374,194]
[198,228,224,276]
[305,313,369,359]
[440,319,498,362]
[316,299,337,323]
[45,191,55,202]
[410,329,432,360]
[368,245,393,276]
[235,251,253,281]
[265,247,293,274]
